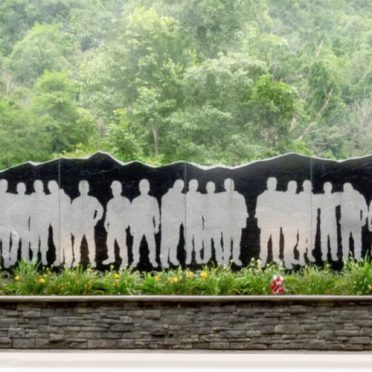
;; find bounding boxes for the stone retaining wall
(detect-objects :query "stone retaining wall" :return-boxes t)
[0,296,371,350]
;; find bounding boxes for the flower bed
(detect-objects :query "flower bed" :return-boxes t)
[3,259,372,296]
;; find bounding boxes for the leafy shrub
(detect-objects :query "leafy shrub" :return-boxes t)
[4,259,372,296]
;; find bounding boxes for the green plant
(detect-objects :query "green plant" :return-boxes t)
[46,266,101,295]
[341,259,372,295]
[9,260,51,295]
[285,264,342,295]
[237,260,283,295]
[5,259,372,296]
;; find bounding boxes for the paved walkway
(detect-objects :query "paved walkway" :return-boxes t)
[0,351,372,370]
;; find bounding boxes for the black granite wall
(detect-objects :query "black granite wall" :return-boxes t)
[0,153,371,270]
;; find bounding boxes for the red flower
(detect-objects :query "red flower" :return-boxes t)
[270,275,285,295]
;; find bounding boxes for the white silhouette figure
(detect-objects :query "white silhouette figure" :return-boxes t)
[369,201,372,233]
[130,179,160,268]
[281,180,299,269]
[160,179,185,268]
[295,180,316,265]
[70,180,103,267]
[0,180,20,268]
[29,180,50,264]
[315,182,341,262]
[47,181,73,267]
[203,181,224,265]
[255,177,283,266]
[221,178,248,266]
[185,179,204,265]
[340,183,368,261]
[0,180,12,265]
[104,181,131,268]
[7,183,31,266]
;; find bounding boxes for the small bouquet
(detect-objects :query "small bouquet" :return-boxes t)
[270,275,285,295]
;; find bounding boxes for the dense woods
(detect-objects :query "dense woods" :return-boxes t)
[0,0,370,168]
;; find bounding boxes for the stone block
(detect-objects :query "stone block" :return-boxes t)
[8,327,25,338]
[350,337,370,344]
[274,325,300,334]
[110,324,133,332]
[120,316,133,324]
[246,331,261,337]
[210,342,230,349]
[87,339,116,348]
[13,338,35,348]
[317,330,334,340]
[0,337,11,346]
[50,333,65,341]
[308,340,327,350]
[22,310,41,318]
[116,339,135,348]
[335,330,361,337]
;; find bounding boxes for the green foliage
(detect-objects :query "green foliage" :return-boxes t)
[237,260,283,295]
[285,265,342,295]
[46,266,101,295]
[7,24,75,86]
[7,261,51,295]
[103,109,145,161]
[0,0,370,167]
[0,99,52,168]
[341,260,372,295]
[32,71,95,153]
[153,0,269,58]
[5,259,372,295]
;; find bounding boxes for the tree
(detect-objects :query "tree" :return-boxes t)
[342,99,372,157]
[0,99,51,168]
[81,7,193,158]
[166,54,302,164]
[8,24,75,86]
[147,0,270,58]
[0,0,90,54]
[31,71,95,154]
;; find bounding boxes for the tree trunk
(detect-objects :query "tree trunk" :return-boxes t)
[152,124,159,156]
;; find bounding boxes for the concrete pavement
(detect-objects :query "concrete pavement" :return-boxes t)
[0,351,372,370]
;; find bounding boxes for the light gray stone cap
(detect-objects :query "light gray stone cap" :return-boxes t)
[0,295,371,303]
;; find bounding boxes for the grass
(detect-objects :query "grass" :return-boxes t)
[2,259,372,295]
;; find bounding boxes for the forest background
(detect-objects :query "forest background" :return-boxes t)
[0,0,370,168]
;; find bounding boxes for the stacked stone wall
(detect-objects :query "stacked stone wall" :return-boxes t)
[0,296,370,350]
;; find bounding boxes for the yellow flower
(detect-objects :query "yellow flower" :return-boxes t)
[154,274,161,282]
[38,277,46,284]
[15,275,21,281]
[114,273,120,280]
[169,276,179,284]
[186,271,194,279]
[200,271,208,280]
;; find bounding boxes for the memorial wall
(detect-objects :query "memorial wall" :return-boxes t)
[0,152,371,270]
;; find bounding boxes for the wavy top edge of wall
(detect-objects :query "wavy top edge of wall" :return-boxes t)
[1,151,372,173]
